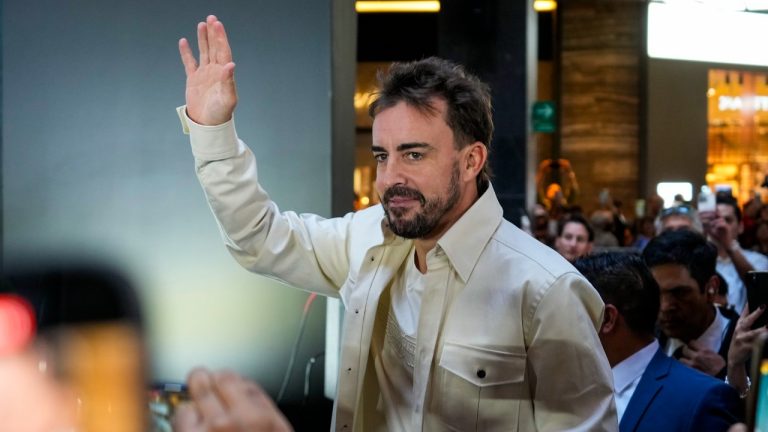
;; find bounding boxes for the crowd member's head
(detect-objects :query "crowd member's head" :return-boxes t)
[574,252,659,367]
[554,214,594,262]
[368,57,493,239]
[658,205,702,234]
[590,210,619,247]
[646,194,665,219]
[715,195,743,243]
[642,229,718,343]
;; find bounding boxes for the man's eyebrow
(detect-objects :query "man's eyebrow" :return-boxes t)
[397,142,432,152]
[371,142,433,153]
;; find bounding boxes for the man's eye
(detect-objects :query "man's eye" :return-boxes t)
[406,152,423,161]
[373,153,387,163]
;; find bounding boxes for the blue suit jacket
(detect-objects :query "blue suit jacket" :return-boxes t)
[620,347,744,432]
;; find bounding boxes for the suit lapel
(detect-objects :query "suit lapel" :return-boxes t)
[619,348,670,431]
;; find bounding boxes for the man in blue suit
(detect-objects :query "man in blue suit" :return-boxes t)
[575,252,743,431]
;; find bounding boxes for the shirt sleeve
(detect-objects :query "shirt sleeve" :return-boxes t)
[525,272,619,431]
[179,106,352,296]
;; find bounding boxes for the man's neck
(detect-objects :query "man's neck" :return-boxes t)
[684,304,717,343]
[607,333,655,368]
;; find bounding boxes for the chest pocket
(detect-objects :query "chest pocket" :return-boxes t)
[430,342,529,432]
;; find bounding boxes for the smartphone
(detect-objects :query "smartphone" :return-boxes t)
[149,382,190,431]
[748,333,768,431]
[698,185,716,213]
[747,271,768,330]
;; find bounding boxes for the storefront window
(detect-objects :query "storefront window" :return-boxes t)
[707,69,768,203]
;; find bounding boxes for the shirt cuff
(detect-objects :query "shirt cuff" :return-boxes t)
[176,105,238,161]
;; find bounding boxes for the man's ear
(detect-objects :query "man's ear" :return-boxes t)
[461,142,488,182]
[601,304,619,334]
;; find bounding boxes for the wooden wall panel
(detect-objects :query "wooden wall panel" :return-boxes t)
[560,0,645,214]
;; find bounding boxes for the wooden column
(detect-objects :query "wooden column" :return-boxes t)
[559,0,646,214]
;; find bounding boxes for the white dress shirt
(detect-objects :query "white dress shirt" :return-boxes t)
[612,340,658,421]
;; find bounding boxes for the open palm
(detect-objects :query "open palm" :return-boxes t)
[179,15,238,126]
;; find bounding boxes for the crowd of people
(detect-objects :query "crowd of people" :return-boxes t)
[526,188,768,430]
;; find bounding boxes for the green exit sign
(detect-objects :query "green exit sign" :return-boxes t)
[532,101,556,133]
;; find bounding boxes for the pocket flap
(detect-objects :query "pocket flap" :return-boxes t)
[439,342,527,387]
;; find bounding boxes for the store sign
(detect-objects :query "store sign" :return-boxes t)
[718,96,768,111]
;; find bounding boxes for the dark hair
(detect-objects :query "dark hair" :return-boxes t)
[714,271,729,297]
[716,194,742,222]
[368,57,494,189]
[557,214,595,242]
[574,252,659,336]
[642,229,717,293]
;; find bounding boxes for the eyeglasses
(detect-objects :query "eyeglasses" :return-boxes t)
[660,205,695,218]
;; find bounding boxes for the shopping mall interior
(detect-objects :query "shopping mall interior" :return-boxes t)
[3,0,768,429]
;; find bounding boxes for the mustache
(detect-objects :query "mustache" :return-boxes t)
[382,185,425,206]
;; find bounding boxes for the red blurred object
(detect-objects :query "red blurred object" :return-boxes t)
[0,294,36,355]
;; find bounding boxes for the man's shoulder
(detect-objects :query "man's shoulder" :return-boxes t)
[635,355,742,429]
[488,220,576,277]
[742,248,768,268]
[663,356,734,394]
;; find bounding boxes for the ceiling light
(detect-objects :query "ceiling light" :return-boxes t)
[533,0,557,12]
[355,1,440,13]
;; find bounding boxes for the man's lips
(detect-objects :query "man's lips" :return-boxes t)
[386,196,419,207]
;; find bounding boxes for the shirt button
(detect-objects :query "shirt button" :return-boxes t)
[477,369,486,379]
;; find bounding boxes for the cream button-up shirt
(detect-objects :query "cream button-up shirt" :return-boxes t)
[180,108,618,431]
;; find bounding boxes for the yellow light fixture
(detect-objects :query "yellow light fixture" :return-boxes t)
[533,0,557,12]
[355,1,440,13]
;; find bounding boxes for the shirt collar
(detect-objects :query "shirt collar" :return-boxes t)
[612,340,658,393]
[436,183,503,283]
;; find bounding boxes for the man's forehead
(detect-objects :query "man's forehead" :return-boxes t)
[651,263,695,282]
[716,203,736,216]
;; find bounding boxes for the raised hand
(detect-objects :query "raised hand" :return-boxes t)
[179,15,238,126]
[729,305,768,367]
[173,368,293,432]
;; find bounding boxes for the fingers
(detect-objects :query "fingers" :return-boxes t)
[213,370,288,428]
[749,304,767,323]
[197,21,209,66]
[686,340,703,351]
[188,367,229,424]
[207,15,219,67]
[173,403,202,432]
[179,38,198,76]
[212,20,233,64]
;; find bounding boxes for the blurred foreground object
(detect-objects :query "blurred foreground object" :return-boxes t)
[0,262,147,432]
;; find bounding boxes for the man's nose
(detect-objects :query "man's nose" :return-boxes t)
[659,295,674,312]
[377,160,407,189]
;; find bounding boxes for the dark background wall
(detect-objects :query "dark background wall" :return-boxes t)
[646,59,709,195]
[2,0,354,404]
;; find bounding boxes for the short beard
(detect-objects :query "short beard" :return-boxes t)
[381,163,461,239]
